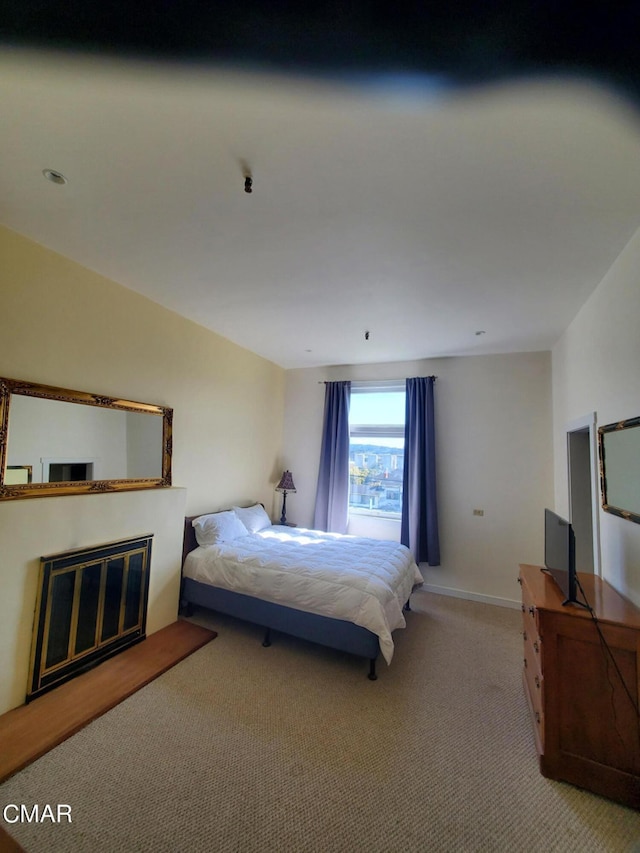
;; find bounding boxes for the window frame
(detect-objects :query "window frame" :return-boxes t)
[348,382,406,520]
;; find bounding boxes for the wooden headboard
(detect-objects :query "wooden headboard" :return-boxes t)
[182,515,200,568]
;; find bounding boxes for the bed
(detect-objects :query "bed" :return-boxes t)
[180,505,423,679]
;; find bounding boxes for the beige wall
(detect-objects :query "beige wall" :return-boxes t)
[283,351,553,607]
[0,225,284,712]
[552,227,640,605]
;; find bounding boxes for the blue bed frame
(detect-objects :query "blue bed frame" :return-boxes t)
[180,515,382,679]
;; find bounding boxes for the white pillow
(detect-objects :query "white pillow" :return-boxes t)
[192,511,248,547]
[233,503,271,533]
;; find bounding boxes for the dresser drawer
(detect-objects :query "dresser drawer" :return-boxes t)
[522,667,545,753]
[524,631,544,705]
[523,636,545,752]
[522,604,543,680]
[522,621,543,670]
[521,589,540,637]
[520,572,545,750]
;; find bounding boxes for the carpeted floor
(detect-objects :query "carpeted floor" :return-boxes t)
[1,590,639,852]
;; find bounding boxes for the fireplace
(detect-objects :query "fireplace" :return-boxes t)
[28,535,153,701]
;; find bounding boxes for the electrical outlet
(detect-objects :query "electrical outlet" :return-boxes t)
[473,509,484,516]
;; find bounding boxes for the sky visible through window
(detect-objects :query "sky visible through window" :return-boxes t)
[350,391,405,448]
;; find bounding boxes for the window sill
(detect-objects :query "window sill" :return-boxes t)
[348,508,402,522]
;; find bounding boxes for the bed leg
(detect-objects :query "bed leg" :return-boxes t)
[262,627,272,647]
[180,600,194,617]
[368,658,378,681]
[404,598,411,612]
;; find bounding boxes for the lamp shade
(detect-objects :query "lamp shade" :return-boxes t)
[276,470,296,493]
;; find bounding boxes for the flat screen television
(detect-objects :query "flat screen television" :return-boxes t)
[544,508,581,605]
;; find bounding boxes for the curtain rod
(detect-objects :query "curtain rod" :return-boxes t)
[317,376,437,384]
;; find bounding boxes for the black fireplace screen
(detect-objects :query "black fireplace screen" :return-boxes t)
[28,534,153,701]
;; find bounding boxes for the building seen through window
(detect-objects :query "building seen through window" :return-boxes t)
[348,386,405,516]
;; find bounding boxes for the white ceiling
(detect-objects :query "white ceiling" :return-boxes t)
[2,47,640,369]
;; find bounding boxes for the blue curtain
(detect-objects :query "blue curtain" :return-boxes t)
[313,381,351,534]
[401,376,440,565]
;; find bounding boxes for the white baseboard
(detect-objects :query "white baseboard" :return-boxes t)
[418,582,521,610]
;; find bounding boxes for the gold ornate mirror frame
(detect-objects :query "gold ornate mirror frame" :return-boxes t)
[0,377,172,500]
[598,415,640,525]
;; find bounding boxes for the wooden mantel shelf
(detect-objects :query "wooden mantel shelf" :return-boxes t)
[0,619,216,784]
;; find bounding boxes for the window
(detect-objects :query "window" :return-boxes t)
[349,383,405,517]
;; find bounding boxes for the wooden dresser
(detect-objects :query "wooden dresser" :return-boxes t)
[519,564,640,808]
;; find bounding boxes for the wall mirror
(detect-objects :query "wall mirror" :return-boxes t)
[598,415,640,525]
[0,377,172,500]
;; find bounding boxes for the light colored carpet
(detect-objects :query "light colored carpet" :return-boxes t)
[1,590,639,852]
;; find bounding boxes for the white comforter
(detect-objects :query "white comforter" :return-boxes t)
[183,526,422,664]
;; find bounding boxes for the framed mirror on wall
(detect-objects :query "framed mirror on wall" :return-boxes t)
[598,415,640,525]
[0,377,172,500]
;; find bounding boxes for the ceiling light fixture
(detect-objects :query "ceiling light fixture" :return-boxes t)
[42,169,67,185]
[238,158,253,193]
